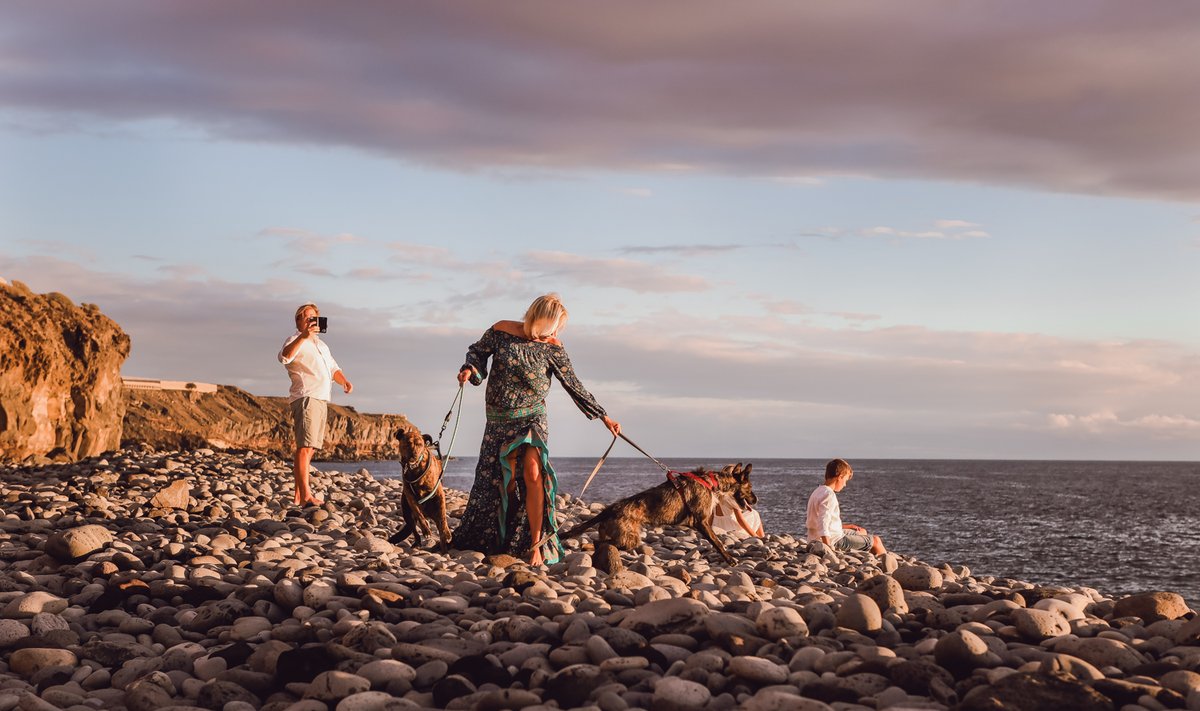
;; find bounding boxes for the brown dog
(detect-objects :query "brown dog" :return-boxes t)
[560,462,756,573]
[388,426,452,551]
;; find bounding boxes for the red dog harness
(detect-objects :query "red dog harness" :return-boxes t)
[667,469,718,490]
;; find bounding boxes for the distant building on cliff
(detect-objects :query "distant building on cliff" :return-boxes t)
[122,377,218,393]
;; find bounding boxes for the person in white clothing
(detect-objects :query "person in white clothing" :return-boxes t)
[279,303,353,506]
[805,458,885,554]
[711,491,764,538]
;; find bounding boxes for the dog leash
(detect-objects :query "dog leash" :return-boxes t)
[580,431,673,497]
[434,383,464,468]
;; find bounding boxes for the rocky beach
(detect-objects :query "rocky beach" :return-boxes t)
[1,448,1199,711]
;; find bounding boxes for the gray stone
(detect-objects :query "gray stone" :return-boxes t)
[742,690,835,710]
[353,659,417,689]
[856,574,908,614]
[933,628,991,678]
[618,597,710,636]
[728,656,789,685]
[0,619,30,647]
[196,680,260,710]
[2,592,68,618]
[959,671,1115,711]
[893,565,943,591]
[1013,607,1071,641]
[335,690,407,711]
[304,671,371,701]
[755,606,809,640]
[1113,591,1191,623]
[151,480,191,509]
[8,648,78,677]
[1038,653,1104,681]
[835,594,882,634]
[44,524,114,560]
[652,677,711,711]
[1056,636,1145,672]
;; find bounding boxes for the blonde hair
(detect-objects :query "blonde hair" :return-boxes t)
[294,302,319,328]
[523,293,567,340]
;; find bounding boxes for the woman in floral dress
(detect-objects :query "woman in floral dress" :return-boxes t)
[452,294,621,565]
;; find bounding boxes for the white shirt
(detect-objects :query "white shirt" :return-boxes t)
[278,333,340,402]
[806,484,844,544]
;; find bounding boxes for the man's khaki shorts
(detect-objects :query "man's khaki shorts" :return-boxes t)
[291,396,328,449]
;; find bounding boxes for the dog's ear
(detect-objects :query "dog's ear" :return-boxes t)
[423,434,434,446]
[739,463,753,478]
[393,428,406,441]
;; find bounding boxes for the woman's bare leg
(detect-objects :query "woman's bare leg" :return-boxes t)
[522,445,545,565]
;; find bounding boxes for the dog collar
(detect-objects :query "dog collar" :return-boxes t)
[667,469,719,490]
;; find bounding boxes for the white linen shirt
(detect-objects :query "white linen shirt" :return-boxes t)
[278,333,340,403]
[806,484,844,544]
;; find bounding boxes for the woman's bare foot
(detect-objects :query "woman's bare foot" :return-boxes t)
[528,548,545,567]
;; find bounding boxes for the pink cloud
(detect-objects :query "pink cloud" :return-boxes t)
[1,2,1197,199]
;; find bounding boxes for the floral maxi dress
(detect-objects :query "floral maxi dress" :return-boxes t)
[451,327,607,564]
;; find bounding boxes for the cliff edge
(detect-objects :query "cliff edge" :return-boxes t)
[122,384,413,460]
[0,280,131,462]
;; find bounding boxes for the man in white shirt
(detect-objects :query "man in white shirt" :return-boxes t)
[279,303,354,506]
[806,458,885,554]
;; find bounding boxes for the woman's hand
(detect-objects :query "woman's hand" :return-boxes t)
[602,416,621,437]
[457,368,472,385]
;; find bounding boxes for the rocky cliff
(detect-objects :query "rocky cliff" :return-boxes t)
[123,385,413,460]
[0,280,131,462]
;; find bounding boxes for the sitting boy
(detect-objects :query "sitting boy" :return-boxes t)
[806,458,885,554]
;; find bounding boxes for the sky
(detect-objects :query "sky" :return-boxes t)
[2,1,1199,460]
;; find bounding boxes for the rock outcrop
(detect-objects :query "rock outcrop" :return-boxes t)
[122,385,412,460]
[0,280,130,462]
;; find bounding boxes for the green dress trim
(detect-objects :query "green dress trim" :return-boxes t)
[498,430,563,565]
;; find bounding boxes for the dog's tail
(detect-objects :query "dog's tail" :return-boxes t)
[559,509,611,541]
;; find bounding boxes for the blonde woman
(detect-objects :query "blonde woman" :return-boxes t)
[453,294,620,565]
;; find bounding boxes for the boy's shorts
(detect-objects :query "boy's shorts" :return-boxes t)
[834,531,873,552]
[291,396,328,448]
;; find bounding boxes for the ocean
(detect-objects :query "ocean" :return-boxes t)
[315,457,1200,607]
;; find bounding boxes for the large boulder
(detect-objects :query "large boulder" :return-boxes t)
[0,281,130,462]
[1112,591,1190,623]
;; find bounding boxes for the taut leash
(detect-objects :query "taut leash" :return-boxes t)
[434,383,464,468]
[579,431,675,498]
[579,434,618,497]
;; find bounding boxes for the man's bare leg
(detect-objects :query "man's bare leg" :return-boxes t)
[293,446,322,506]
[871,535,886,555]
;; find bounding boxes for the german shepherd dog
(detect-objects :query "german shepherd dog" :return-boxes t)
[388,426,452,551]
[560,463,756,573]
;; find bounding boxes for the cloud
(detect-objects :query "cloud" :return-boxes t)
[619,243,797,257]
[524,251,710,293]
[618,187,653,198]
[1049,410,1200,437]
[2,2,1199,200]
[258,227,367,254]
[5,253,1200,459]
[857,223,988,240]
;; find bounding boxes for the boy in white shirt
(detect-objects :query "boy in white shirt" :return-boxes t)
[806,458,885,554]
